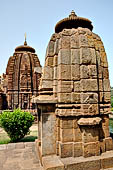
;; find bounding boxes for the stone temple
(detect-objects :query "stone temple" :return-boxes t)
[32,11,113,169]
[6,38,41,110]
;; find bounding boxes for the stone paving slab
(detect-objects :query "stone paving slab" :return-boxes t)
[0,142,43,170]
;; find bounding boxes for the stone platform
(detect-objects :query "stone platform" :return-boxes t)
[41,151,113,170]
[0,142,42,170]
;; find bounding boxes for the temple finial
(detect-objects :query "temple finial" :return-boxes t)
[69,10,77,18]
[24,33,27,45]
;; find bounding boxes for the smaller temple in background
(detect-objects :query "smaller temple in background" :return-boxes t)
[0,37,41,111]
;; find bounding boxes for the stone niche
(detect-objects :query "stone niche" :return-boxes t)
[33,11,113,170]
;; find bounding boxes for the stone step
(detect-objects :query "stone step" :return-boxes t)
[41,151,113,170]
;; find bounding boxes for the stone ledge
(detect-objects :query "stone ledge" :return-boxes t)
[78,117,102,126]
[0,142,35,151]
[41,151,113,170]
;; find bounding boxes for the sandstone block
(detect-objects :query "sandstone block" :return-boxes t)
[56,127,60,141]
[58,93,71,103]
[58,65,71,80]
[73,127,82,142]
[53,55,58,66]
[60,128,73,142]
[81,104,98,115]
[79,34,89,47]
[96,51,101,66]
[41,80,53,89]
[103,79,110,92]
[71,49,80,64]
[46,41,55,56]
[103,68,109,79]
[71,92,80,103]
[58,80,73,93]
[81,93,98,104]
[55,108,73,116]
[100,104,111,115]
[45,56,53,66]
[100,139,105,153]
[42,66,53,80]
[100,51,108,67]
[81,79,98,92]
[58,49,71,65]
[59,36,70,49]
[83,141,100,157]
[59,142,73,158]
[54,39,59,55]
[73,142,83,157]
[70,34,79,48]
[53,67,57,80]
[80,48,96,65]
[105,137,113,151]
[78,117,101,126]
[74,81,80,92]
[101,153,113,169]
[56,117,60,127]
[73,119,78,129]
[87,34,95,47]
[71,64,80,80]
[60,118,73,129]
[42,155,64,170]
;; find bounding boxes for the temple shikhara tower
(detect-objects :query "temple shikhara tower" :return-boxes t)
[6,38,41,110]
[32,11,113,169]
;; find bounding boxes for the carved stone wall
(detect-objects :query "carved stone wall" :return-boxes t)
[6,41,41,110]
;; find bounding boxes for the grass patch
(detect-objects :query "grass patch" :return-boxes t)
[0,125,37,144]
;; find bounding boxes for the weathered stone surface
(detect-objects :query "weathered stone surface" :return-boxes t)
[83,142,100,157]
[81,127,99,143]
[42,155,64,170]
[60,128,73,142]
[81,79,98,92]
[81,104,98,115]
[70,34,79,48]
[59,36,70,49]
[42,66,53,80]
[71,64,80,80]
[78,117,101,126]
[80,48,96,65]
[58,49,71,65]
[73,127,82,142]
[45,56,54,66]
[105,137,113,151]
[81,93,98,104]
[59,142,73,158]
[58,80,73,93]
[80,65,97,79]
[58,65,71,80]
[46,40,55,56]
[101,151,113,169]
[71,49,80,64]
[103,79,110,92]
[60,118,73,129]
[71,92,80,103]
[58,93,71,103]
[74,81,80,92]
[79,34,89,47]
[73,142,83,157]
